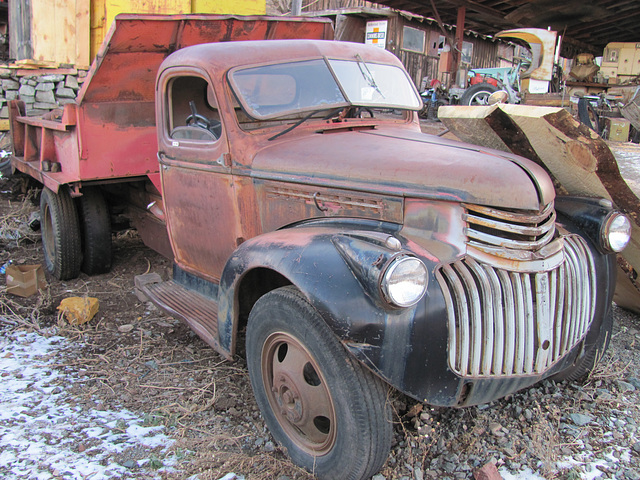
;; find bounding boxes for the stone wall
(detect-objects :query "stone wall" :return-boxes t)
[0,71,87,120]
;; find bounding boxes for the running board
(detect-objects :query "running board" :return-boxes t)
[139,279,228,358]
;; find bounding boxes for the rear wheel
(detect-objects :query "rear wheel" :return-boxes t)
[460,82,499,105]
[77,187,112,275]
[246,286,392,480]
[40,187,82,280]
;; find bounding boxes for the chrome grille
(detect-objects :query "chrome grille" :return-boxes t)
[436,235,596,377]
[464,203,556,259]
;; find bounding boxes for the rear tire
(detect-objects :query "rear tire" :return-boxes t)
[460,82,499,105]
[246,286,392,480]
[77,188,112,275]
[40,187,82,280]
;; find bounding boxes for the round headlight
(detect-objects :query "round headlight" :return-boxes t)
[381,256,428,307]
[601,212,631,253]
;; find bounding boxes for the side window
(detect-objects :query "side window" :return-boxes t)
[167,76,222,142]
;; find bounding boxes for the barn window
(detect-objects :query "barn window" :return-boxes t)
[402,26,425,54]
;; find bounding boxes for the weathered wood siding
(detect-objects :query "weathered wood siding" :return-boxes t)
[9,0,90,68]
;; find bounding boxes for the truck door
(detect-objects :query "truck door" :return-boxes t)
[157,69,240,281]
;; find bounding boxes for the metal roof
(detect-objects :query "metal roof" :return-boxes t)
[367,0,640,53]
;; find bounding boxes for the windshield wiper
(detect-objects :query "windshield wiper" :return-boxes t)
[355,54,384,99]
[268,107,344,141]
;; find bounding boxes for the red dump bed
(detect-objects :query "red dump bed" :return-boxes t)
[9,14,333,194]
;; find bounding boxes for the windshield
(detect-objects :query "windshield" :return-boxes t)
[229,57,421,120]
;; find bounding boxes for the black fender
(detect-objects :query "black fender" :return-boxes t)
[216,219,461,404]
[553,196,618,354]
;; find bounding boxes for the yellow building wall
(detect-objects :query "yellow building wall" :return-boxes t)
[90,0,266,61]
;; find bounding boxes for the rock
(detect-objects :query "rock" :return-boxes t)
[372,475,386,480]
[35,90,55,104]
[414,467,424,480]
[2,79,19,90]
[632,442,640,454]
[264,441,275,452]
[65,75,79,90]
[34,102,58,110]
[616,380,636,393]
[56,87,76,99]
[35,82,55,91]
[19,84,36,97]
[628,377,640,389]
[40,74,65,82]
[569,413,593,426]
[473,462,503,480]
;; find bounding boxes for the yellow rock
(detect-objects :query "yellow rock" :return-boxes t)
[57,297,99,325]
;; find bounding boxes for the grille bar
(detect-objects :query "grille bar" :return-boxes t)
[463,202,556,256]
[436,235,596,378]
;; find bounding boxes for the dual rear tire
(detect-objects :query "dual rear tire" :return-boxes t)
[40,186,112,280]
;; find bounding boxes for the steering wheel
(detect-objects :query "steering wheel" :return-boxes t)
[185,101,222,138]
[353,107,375,118]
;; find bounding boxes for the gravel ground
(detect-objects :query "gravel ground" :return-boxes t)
[1,186,639,480]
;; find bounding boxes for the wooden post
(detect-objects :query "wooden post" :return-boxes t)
[452,6,465,87]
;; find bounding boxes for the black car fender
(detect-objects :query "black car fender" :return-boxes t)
[215,220,461,403]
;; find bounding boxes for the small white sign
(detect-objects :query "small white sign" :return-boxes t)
[366,20,388,49]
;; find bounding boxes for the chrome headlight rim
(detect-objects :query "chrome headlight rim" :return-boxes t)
[600,211,631,253]
[380,255,428,308]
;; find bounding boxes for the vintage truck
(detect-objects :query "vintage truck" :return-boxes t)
[8,14,632,480]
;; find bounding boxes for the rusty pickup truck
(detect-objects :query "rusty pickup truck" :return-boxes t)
[9,14,631,480]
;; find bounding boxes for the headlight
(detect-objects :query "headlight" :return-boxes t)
[381,256,428,307]
[601,212,631,253]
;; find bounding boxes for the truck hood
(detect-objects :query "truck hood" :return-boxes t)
[250,126,555,211]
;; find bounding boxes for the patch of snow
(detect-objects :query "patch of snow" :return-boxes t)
[0,329,180,479]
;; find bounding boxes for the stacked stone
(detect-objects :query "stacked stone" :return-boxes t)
[0,72,87,120]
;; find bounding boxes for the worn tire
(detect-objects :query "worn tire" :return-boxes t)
[77,187,112,275]
[460,82,499,105]
[552,308,613,382]
[40,187,82,280]
[578,97,601,135]
[246,286,392,480]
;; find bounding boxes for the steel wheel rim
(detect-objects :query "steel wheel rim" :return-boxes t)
[261,332,337,455]
[469,91,492,105]
[42,203,55,263]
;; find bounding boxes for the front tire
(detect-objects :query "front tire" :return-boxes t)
[40,187,82,280]
[246,286,392,480]
[460,82,499,105]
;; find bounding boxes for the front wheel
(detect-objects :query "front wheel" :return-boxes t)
[460,82,499,105]
[246,286,392,480]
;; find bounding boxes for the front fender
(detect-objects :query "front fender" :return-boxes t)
[216,221,456,403]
